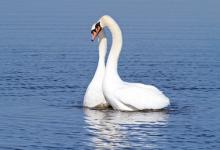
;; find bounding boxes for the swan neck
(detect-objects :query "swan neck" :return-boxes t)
[98,34,107,60]
[92,35,106,80]
[102,16,122,80]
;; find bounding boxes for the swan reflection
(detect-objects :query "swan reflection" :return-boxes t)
[84,109,169,149]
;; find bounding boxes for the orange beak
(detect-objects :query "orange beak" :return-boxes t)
[91,31,98,41]
[91,26,102,41]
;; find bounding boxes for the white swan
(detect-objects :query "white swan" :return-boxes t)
[83,24,109,109]
[92,15,170,111]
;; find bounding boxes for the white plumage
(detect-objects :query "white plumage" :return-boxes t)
[83,26,109,109]
[97,15,170,111]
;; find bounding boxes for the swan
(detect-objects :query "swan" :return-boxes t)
[83,23,109,109]
[91,15,170,111]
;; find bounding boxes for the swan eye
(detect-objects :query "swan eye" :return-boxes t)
[95,22,101,28]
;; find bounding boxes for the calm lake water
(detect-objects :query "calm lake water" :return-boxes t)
[0,0,220,149]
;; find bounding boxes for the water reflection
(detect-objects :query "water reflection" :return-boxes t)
[84,109,169,149]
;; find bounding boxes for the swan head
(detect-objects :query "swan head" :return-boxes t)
[91,22,103,41]
[91,15,118,41]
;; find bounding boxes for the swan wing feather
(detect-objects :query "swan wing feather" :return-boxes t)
[115,83,170,110]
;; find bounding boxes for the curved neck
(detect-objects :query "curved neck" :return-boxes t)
[98,31,107,62]
[101,16,122,80]
[92,31,107,80]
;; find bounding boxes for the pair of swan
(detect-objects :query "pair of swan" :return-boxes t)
[84,15,170,111]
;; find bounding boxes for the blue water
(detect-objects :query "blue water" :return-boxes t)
[0,0,220,149]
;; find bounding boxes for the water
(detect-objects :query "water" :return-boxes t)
[0,0,220,149]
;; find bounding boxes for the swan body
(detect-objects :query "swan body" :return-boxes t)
[83,26,109,109]
[92,15,170,111]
